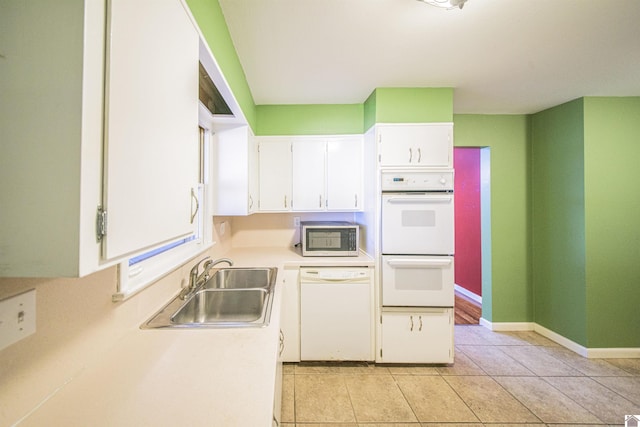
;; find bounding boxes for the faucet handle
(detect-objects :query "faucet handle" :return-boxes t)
[190,256,211,276]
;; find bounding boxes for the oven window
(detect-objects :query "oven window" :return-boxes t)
[402,210,436,227]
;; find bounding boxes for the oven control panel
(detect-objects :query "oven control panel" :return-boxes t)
[381,170,454,191]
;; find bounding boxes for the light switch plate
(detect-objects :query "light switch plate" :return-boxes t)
[0,289,36,351]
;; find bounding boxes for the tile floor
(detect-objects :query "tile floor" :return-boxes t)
[280,325,640,426]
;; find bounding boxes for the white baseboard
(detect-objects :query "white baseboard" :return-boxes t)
[454,284,482,304]
[477,320,640,358]
[479,318,534,331]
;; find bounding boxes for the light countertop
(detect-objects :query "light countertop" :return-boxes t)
[19,247,373,426]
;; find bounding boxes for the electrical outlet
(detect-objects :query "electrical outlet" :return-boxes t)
[0,289,36,351]
[293,216,301,228]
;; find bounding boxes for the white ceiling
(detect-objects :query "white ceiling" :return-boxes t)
[218,0,640,114]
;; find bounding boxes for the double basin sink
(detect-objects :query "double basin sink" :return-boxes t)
[142,267,277,329]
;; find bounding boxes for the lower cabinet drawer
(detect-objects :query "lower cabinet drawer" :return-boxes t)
[379,308,453,364]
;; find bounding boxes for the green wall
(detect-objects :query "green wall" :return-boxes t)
[531,97,640,348]
[256,104,364,135]
[583,97,640,348]
[453,115,532,323]
[530,99,588,345]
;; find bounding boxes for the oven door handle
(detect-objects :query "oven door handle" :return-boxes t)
[386,259,452,268]
[385,197,452,204]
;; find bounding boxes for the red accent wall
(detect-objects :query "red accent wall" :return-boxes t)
[454,148,482,296]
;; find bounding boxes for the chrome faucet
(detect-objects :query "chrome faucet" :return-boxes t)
[180,256,234,299]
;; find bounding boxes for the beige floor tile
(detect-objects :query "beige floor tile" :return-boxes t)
[295,374,356,423]
[502,330,561,347]
[498,345,582,376]
[444,375,541,423]
[455,325,532,346]
[283,363,296,375]
[339,364,391,375]
[344,375,417,423]
[494,376,603,424]
[387,365,441,375]
[436,351,486,376]
[593,376,640,405]
[281,373,295,423]
[395,375,479,423]
[539,346,631,376]
[457,345,535,376]
[295,363,344,374]
[605,358,640,376]
[296,424,358,427]
[355,424,422,427]
[543,376,640,424]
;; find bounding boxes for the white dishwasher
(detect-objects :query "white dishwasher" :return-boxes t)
[300,267,374,361]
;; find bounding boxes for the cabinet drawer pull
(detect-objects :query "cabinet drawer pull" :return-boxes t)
[409,315,414,331]
[409,148,413,163]
[417,147,422,163]
[419,315,423,331]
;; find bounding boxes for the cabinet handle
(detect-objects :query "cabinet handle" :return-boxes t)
[279,329,285,356]
[417,148,422,163]
[319,194,322,208]
[249,195,253,209]
[418,315,423,331]
[284,195,287,208]
[409,148,413,163]
[354,194,358,208]
[190,187,199,224]
[409,315,414,331]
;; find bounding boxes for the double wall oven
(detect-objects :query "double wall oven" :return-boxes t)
[381,169,455,306]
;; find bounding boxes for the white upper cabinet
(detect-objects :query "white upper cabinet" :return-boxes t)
[258,138,293,211]
[212,125,258,215]
[103,0,199,260]
[0,0,200,277]
[327,136,364,211]
[377,123,453,168]
[290,136,364,212]
[292,139,326,211]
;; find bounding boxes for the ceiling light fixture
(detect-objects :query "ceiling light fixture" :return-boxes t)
[417,0,468,10]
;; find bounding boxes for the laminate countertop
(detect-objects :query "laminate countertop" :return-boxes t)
[19,247,373,426]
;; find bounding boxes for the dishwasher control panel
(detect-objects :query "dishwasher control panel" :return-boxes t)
[300,267,371,282]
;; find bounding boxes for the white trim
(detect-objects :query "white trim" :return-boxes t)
[454,284,482,304]
[533,323,588,357]
[477,320,640,358]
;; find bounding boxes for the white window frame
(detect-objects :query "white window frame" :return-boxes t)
[112,116,214,301]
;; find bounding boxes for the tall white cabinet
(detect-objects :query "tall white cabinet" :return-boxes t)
[258,138,293,211]
[0,0,200,277]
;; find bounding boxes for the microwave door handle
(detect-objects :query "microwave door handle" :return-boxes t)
[386,259,452,268]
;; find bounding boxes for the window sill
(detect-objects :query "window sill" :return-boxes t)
[112,241,214,302]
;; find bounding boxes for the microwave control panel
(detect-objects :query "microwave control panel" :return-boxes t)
[381,170,454,191]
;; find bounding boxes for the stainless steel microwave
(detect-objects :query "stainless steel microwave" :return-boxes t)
[300,221,359,257]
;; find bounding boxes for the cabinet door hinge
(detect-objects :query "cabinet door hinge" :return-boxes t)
[96,205,107,242]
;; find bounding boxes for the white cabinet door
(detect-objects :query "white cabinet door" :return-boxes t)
[380,309,453,363]
[103,0,199,259]
[0,1,105,277]
[327,136,364,210]
[292,139,326,211]
[280,267,300,362]
[258,138,292,211]
[378,123,453,168]
[213,125,258,215]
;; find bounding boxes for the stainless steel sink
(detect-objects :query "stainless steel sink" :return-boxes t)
[203,267,275,290]
[141,266,277,329]
[171,289,269,325]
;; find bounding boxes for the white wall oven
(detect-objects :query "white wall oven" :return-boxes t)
[380,170,454,307]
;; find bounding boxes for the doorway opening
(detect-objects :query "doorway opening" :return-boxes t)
[453,147,491,325]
